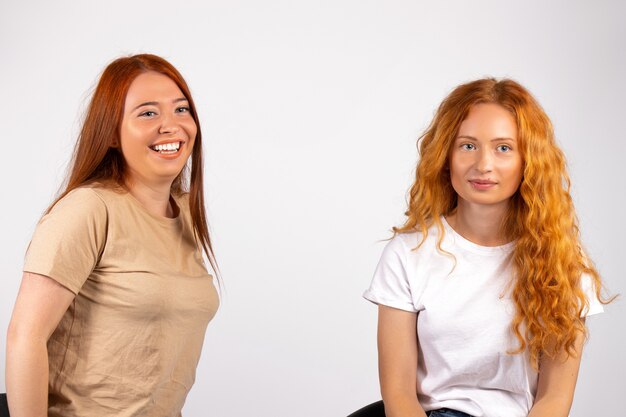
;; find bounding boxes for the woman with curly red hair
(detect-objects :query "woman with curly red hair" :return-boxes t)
[6,54,219,416]
[362,78,611,417]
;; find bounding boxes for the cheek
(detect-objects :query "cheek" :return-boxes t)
[119,127,151,165]
[185,122,198,149]
[448,163,465,194]
[120,122,151,147]
[504,160,524,189]
[120,133,146,155]
[449,155,469,180]
[512,158,524,179]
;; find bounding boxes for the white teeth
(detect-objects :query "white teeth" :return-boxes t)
[153,142,181,152]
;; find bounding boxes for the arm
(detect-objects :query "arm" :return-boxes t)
[527,323,586,417]
[378,305,427,417]
[6,272,75,417]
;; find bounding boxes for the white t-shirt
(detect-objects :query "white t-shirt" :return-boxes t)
[363,218,603,417]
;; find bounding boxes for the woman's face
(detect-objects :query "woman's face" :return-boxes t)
[119,71,197,187]
[449,103,523,211]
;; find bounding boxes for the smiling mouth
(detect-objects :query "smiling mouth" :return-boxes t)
[149,141,182,154]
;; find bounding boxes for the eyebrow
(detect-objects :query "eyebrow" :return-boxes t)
[456,135,516,142]
[131,97,189,112]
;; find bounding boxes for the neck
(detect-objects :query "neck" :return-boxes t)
[124,175,174,218]
[446,200,510,247]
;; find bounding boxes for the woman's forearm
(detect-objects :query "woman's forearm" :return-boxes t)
[6,329,49,417]
[6,272,76,416]
[382,392,427,417]
[527,395,572,417]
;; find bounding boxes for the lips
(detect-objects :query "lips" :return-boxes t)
[468,179,497,190]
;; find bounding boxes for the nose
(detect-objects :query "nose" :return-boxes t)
[475,148,493,173]
[158,113,180,135]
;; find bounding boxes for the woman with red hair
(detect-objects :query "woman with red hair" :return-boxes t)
[362,79,611,417]
[6,54,219,416]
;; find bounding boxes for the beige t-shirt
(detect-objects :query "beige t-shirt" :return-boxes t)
[24,185,219,417]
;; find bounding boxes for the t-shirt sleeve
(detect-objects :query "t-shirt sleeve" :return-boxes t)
[363,235,417,313]
[23,188,108,294]
[581,272,604,317]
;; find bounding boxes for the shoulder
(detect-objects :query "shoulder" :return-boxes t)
[49,186,109,216]
[378,232,423,266]
[81,183,129,206]
[392,231,424,249]
[365,232,425,311]
[383,228,439,257]
[385,232,414,254]
[35,186,111,236]
[27,186,112,294]
[66,183,161,212]
[380,226,459,279]
[45,184,148,223]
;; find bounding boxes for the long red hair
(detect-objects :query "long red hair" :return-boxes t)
[395,78,612,366]
[48,54,218,277]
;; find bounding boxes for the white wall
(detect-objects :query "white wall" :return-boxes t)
[1,1,624,416]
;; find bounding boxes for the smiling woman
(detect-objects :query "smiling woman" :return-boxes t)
[121,72,197,189]
[5,54,219,417]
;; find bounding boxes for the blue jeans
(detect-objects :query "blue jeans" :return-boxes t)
[427,409,473,417]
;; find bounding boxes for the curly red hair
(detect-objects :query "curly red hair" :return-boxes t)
[395,78,612,367]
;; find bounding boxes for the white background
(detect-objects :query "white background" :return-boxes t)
[1,1,624,416]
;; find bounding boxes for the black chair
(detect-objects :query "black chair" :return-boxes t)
[348,400,385,417]
[0,393,9,417]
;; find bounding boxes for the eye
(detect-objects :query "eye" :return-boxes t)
[496,144,512,152]
[139,110,157,117]
[176,106,191,113]
[461,143,476,151]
